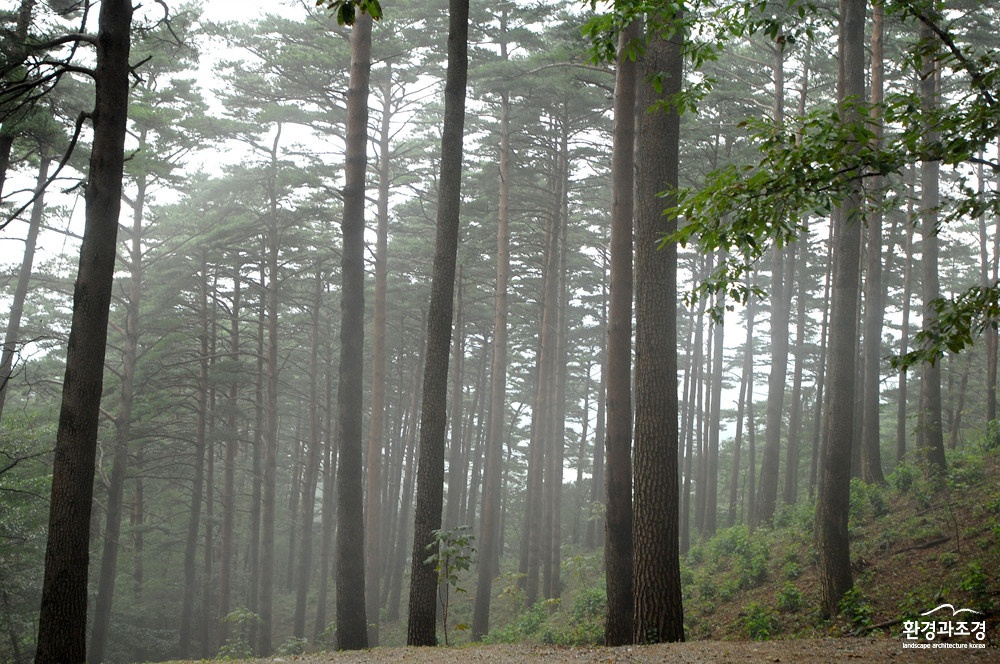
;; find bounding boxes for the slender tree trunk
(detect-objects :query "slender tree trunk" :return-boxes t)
[34,5,131,660]
[783,242,806,504]
[705,252,725,537]
[897,166,916,464]
[584,266,607,551]
[918,28,947,474]
[815,0,865,619]
[407,0,469,644]
[632,12,684,644]
[754,37,790,529]
[180,252,211,658]
[336,12,373,651]
[294,271,325,638]
[810,223,834,500]
[89,167,147,664]
[471,44,512,636]
[860,0,886,485]
[364,63,393,648]
[219,261,241,646]
[604,19,637,648]
[728,283,756,526]
[0,156,48,421]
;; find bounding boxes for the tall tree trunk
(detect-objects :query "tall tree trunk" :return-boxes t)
[783,242,806,505]
[897,166,916,464]
[704,253,725,537]
[809,223,834,500]
[978,153,997,423]
[604,19,637,648]
[259,133,283,656]
[860,0,886,485]
[180,252,211,658]
[632,12,684,644]
[365,62,393,648]
[406,0,469,644]
[34,4,132,660]
[754,37,790,529]
[815,0,865,619]
[89,166,147,664]
[445,269,467,532]
[471,40,512,635]
[294,271,326,638]
[728,282,756,526]
[918,24,947,474]
[218,260,241,646]
[584,265,607,551]
[336,12,373,651]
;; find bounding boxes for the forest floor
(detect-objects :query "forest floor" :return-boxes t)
[167,444,1000,664]
[202,638,996,663]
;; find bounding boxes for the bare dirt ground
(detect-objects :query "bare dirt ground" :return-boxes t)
[209,638,997,663]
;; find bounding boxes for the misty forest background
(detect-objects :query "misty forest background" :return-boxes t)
[1,0,999,661]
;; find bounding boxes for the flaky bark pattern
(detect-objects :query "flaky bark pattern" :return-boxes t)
[34,2,132,662]
[815,0,865,620]
[407,0,468,646]
[632,15,684,645]
[337,12,373,651]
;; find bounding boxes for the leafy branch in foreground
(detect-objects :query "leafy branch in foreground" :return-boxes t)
[891,285,1000,371]
[668,100,902,309]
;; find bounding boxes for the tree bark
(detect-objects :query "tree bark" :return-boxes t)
[407,0,469,644]
[34,3,132,661]
[604,19,637,648]
[632,12,684,644]
[815,0,865,619]
[918,24,947,474]
[336,11,373,651]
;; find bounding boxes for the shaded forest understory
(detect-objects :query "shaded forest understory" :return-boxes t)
[163,437,1000,660]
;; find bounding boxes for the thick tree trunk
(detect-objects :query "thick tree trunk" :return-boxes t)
[406,0,469,644]
[784,242,806,505]
[604,19,637,648]
[336,12,373,651]
[815,0,865,619]
[34,4,132,661]
[632,13,684,645]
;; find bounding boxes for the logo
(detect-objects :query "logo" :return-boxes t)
[900,604,987,650]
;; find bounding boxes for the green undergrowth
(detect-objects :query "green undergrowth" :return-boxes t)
[682,428,1000,643]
